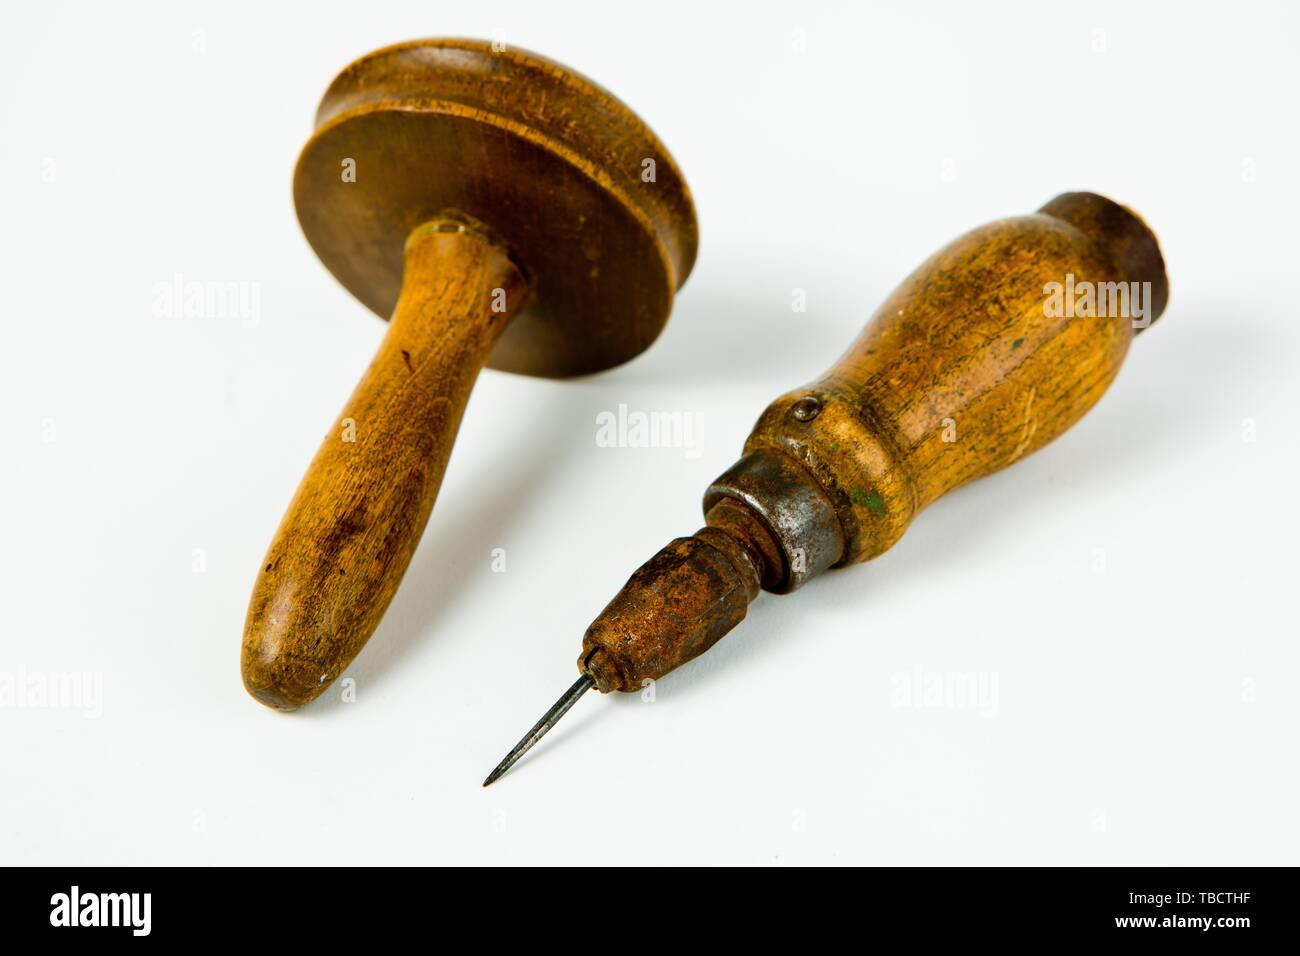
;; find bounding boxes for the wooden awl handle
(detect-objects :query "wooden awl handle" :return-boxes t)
[581,192,1170,692]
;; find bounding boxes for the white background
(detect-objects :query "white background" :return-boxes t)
[3,0,1297,865]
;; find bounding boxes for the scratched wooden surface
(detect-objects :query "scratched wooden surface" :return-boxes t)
[243,39,698,709]
[572,194,1170,697]
[744,193,1169,566]
[294,38,698,378]
[242,223,524,708]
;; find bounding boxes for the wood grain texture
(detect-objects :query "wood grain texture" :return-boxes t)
[243,38,700,711]
[742,192,1169,567]
[293,38,698,377]
[579,194,1170,693]
[242,221,524,710]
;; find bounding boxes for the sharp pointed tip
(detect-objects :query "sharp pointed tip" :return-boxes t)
[479,673,595,788]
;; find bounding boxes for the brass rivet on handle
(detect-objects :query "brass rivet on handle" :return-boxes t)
[791,395,822,421]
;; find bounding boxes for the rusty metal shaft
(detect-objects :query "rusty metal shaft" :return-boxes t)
[579,451,844,693]
[483,192,1171,786]
[484,478,839,785]
[581,496,778,693]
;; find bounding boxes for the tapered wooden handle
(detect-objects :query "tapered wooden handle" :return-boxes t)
[742,192,1169,568]
[242,220,524,709]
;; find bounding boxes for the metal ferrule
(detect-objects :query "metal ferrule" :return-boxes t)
[703,448,845,593]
